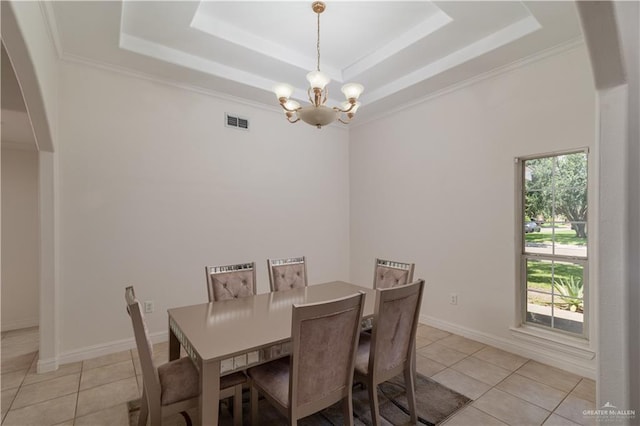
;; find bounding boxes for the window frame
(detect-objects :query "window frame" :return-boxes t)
[516,148,590,340]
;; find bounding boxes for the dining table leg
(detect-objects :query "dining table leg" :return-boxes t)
[200,359,221,426]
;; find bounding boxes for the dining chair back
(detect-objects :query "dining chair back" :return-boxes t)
[125,286,245,426]
[373,258,415,289]
[249,292,365,425]
[267,256,308,292]
[355,279,425,426]
[205,262,256,302]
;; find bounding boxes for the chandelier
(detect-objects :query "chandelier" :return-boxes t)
[273,1,364,129]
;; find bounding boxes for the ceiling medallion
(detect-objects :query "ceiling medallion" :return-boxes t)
[273,1,364,129]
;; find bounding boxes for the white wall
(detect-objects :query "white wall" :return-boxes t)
[1,148,40,330]
[56,62,350,357]
[349,46,596,375]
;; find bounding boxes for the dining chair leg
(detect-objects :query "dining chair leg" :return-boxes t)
[250,385,259,425]
[148,397,162,426]
[342,395,354,426]
[404,365,418,424]
[179,411,192,426]
[138,389,148,426]
[233,384,243,426]
[367,382,381,426]
[411,345,417,382]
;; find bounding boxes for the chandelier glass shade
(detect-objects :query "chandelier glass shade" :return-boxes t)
[273,1,364,129]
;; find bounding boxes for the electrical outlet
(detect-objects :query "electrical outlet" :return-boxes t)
[449,293,458,305]
[144,301,154,313]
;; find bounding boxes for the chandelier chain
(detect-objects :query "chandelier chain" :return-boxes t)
[316,10,321,71]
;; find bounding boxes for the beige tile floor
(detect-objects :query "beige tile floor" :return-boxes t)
[1,325,596,425]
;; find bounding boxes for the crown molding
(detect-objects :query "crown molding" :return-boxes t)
[361,15,542,106]
[343,8,452,81]
[352,37,585,130]
[54,25,582,134]
[60,52,283,115]
[39,0,63,59]
[59,52,348,131]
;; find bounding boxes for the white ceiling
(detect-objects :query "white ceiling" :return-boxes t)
[43,1,583,125]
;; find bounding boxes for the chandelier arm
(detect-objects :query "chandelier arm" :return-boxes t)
[307,87,315,105]
[287,117,300,124]
[280,103,301,113]
[337,118,350,124]
[333,102,356,114]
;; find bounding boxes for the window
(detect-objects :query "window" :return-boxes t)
[518,151,588,337]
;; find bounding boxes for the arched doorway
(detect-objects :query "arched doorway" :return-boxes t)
[2,1,58,373]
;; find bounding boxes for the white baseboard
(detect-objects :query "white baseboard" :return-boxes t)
[37,357,58,374]
[45,317,597,379]
[419,314,596,379]
[56,331,169,366]
[1,317,39,332]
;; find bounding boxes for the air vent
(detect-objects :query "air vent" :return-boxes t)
[225,113,249,131]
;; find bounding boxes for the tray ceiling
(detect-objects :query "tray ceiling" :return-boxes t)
[48,1,583,123]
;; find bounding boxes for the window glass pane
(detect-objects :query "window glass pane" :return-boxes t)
[555,153,587,189]
[524,157,553,192]
[524,191,553,255]
[526,259,553,295]
[525,258,584,335]
[554,153,588,256]
[527,290,553,328]
[526,221,588,257]
[559,221,587,257]
[552,260,584,316]
[520,151,587,337]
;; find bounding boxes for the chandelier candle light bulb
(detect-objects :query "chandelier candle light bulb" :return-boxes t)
[273,1,364,129]
[274,83,294,102]
[306,71,331,90]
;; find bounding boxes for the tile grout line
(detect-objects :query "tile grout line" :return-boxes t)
[543,377,590,425]
[473,366,587,426]
[503,370,572,414]
[393,328,590,426]
[1,351,39,420]
[511,361,584,397]
[438,341,550,425]
[477,369,537,421]
[440,346,515,425]
[72,358,86,425]
[3,324,593,426]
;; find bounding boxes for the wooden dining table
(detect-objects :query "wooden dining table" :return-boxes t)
[168,280,376,426]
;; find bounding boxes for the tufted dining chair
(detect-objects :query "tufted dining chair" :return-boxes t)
[354,279,425,426]
[248,292,365,425]
[125,286,245,426]
[205,262,257,302]
[373,258,415,289]
[267,256,308,292]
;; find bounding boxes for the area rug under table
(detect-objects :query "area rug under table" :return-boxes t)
[128,373,471,426]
